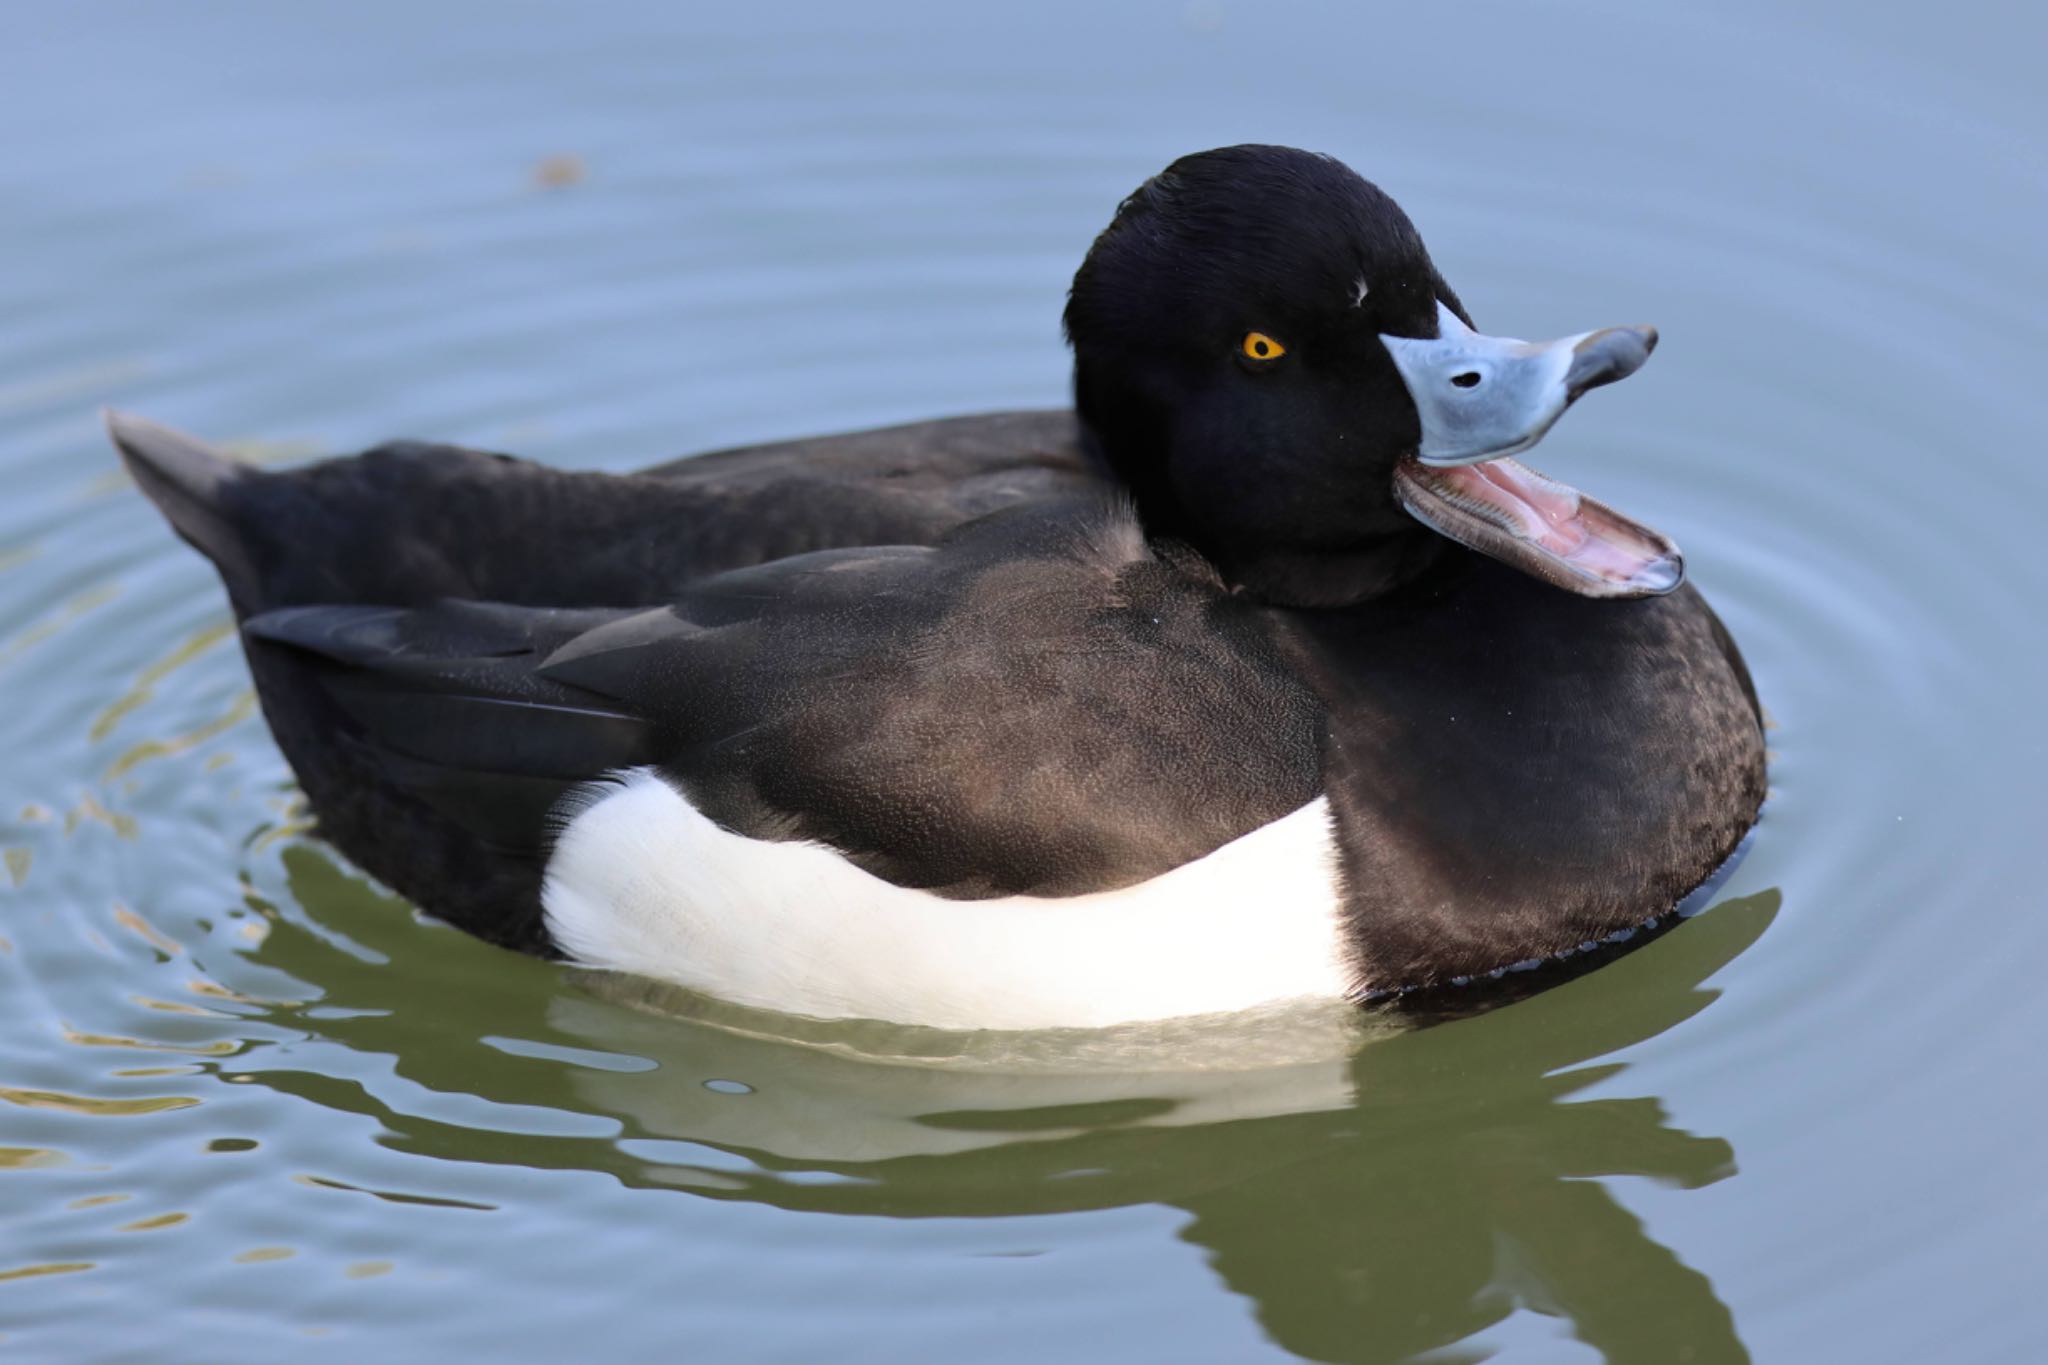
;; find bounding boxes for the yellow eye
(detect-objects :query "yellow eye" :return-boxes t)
[1241,331,1286,361]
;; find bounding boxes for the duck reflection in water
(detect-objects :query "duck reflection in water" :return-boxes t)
[234,848,1772,1364]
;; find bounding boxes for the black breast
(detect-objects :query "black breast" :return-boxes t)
[1274,555,1766,990]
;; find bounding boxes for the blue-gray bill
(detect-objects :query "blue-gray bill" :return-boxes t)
[1381,302,1680,599]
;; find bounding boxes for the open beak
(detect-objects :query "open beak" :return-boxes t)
[1380,302,1681,599]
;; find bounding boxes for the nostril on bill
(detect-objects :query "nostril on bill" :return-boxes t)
[1451,372,1481,389]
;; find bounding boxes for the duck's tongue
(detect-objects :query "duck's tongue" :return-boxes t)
[1393,454,1681,598]
[1379,300,1681,599]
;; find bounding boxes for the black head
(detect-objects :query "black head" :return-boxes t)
[1065,146,1673,607]
[1066,146,1467,606]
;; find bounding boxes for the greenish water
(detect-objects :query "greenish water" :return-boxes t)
[3,2,2045,1360]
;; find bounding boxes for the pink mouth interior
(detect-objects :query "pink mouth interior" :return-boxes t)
[1395,456,1682,598]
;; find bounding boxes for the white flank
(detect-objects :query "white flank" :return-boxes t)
[542,769,1349,1030]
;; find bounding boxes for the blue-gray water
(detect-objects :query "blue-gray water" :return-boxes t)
[4,2,2045,1361]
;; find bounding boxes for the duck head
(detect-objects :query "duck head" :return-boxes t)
[1065,145,1679,607]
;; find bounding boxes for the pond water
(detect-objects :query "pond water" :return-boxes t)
[4,2,2044,1360]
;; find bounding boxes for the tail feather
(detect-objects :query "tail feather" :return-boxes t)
[105,410,265,608]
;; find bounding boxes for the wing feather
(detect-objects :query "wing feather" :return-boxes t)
[244,602,655,854]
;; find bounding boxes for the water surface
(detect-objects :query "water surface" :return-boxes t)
[3,2,2045,1360]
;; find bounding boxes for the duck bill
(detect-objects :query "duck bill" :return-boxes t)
[1380,302,1682,599]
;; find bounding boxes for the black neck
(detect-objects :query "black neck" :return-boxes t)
[1076,416,1449,607]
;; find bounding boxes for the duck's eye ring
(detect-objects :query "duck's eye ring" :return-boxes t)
[1241,331,1286,362]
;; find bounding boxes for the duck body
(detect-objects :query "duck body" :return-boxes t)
[110,147,1765,1028]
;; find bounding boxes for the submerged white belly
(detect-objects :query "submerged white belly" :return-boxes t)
[540,769,1350,1030]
